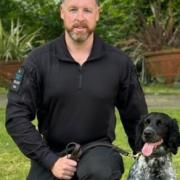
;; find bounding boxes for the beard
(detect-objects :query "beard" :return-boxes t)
[65,21,95,43]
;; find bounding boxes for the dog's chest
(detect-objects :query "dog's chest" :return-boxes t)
[128,155,176,180]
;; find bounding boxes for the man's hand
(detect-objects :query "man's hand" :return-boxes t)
[51,155,77,179]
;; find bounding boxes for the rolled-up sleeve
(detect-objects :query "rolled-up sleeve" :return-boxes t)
[5,56,58,170]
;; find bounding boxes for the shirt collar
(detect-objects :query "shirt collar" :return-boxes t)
[54,33,106,62]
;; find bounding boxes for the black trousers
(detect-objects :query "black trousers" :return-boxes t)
[27,146,124,180]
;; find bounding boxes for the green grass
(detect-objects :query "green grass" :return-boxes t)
[0,87,7,95]
[0,108,180,180]
[0,108,30,179]
[143,84,180,95]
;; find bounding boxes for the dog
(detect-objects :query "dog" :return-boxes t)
[128,112,180,180]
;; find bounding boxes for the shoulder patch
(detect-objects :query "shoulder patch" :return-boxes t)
[10,67,25,92]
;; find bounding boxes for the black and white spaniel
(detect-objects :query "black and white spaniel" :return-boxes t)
[128,112,180,180]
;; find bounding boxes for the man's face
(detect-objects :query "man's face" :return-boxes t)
[60,0,100,43]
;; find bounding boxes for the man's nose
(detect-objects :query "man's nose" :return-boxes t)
[76,11,85,21]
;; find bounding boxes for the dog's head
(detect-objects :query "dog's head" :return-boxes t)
[135,112,180,156]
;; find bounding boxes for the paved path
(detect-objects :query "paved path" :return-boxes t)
[1,94,180,109]
[146,94,180,109]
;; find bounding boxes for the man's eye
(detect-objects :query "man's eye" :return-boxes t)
[84,9,92,13]
[69,8,78,12]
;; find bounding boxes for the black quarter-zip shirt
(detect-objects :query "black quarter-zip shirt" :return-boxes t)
[6,34,148,170]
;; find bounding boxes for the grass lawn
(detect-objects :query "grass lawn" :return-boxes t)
[0,87,7,95]
[0,108,180,180]
[142,84,180,95]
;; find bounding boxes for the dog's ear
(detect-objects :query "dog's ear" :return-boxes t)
[167,119,180,154]
[134,115,146,153]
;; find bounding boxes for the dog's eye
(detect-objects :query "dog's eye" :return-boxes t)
[156,119,162,126]
[144,119,150,125]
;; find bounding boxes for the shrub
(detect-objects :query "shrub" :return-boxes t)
[0,19,39,62]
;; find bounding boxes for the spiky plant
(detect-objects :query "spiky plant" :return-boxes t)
[0,19,39,62]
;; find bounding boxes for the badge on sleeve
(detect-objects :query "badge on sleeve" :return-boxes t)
[10,67,25,92]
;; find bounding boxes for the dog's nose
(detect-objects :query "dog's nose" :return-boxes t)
[143,128,155,140]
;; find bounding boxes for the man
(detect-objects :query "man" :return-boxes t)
[6,0,148,179]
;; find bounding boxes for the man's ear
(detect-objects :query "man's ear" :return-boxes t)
[60,5,64,20]
[96,7,101,22]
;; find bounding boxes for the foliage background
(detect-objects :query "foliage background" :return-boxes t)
[1,0,180,80]
[0,0,63,43]
[1,0,179,45]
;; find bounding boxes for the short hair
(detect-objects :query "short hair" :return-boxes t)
[61,0,100,6]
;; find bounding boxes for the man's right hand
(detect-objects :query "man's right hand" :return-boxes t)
[51,155,77,179]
